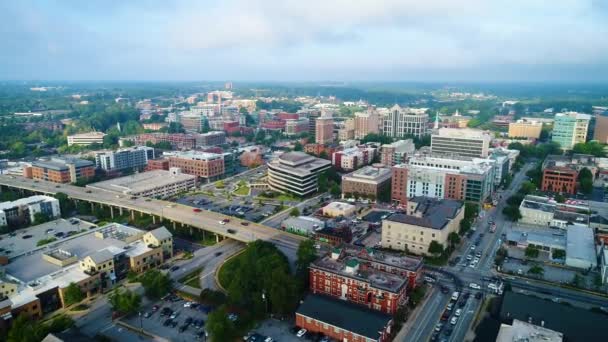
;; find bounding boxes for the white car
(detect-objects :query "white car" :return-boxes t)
[435,323,443,332]
[469,283,481,290]
[296,329,307,338]
[219,221,226,225]
[450,317,458,325]
[455,309,462,317]
[184,301,192,308]
[264,338,274,342]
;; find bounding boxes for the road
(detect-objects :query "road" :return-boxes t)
[0,175,304,247]
[260,192,328,228]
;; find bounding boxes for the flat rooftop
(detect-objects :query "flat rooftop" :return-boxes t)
[340,245,423,272]
[163,150,223,161]
[31,157,94,170]
[0,195,56,211]
[268,152,331,176]
[344,166,391,182]
[0,218,97,259]
[496,319,563,342]
[386,197,463,230]
[434,127,490,139]
[566,225,596,265]
[86,170,196,194]
[506,227,566,249]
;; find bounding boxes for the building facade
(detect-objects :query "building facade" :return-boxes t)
[354,111,379,139]
[165,151,225,182]
[431,128,491,158]
[267,152,331,196]
[331,147,376,172]
[0,195,61,227]
[67,132,106,146]
[128,133,197,150]
[315,117,334,144]
[196,131,226,146]
[341,166,392,200]
[552,112,591,150]
[380,139,415,167]
[594,113,608,143]
[27,157,95,184]
[541,166,578,194]
[508,119,542,139]
[87,169,197,199]
[285,119,309,136]
[382,105,429,139]
[95,146,155,172]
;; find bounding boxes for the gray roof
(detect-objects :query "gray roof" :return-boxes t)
[296,295,392,339]
[32,157,94,171]
[566,225,597,266]
[148,226,172,241]
[387,197,463,230]
[88,249,114,264]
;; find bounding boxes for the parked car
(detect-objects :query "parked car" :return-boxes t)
[170,311,179,319]
[163,318,172,326]
[143,312,152,318]
[170,265,180,271]
[193,208,202,212]
[435,323,443,332]
[455,309,462,317]
[296,329,307,338]
[241,222,249,226]
[227,229,237,234]
[450,317,458,325]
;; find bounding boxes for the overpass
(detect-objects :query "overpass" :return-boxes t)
[0,175,305,249]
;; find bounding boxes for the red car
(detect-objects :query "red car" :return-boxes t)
[222,218,230,223]
[193,208,202,212]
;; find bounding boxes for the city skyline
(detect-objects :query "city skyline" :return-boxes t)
[1,0,608,82]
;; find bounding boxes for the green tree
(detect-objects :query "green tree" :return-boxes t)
[206,306,235,342]
[464,202,479,220]
[330,183,341,197]
[525,245,540,259]
[319,150,329,159]
[140,269,172,299]
[33,212,51,225]
[289,207,300,217]
[448,232,460,248]
[503,205,522,221]
[361,133,393,145]
[54,192,74,216]
[527,265,544,277]
[296,240,317,278]
[578,167,593,194]
[519,181,536,195]
[268,268,298,315]
[571,273,583,287]
[63,282,85,306]
[108,288,141,315]
[552,249,566,259]
[294,142,303,151]
[555,193,566,203]
[6,314,46,342]
[428,240,444,256]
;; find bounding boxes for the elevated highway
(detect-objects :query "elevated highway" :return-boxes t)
[0,175,304,249]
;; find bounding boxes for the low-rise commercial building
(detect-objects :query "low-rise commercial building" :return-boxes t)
[27,157,95,184]
[342,166,391,200]
[267,152,331,196]
[95,146,155,172]
[331,146,376,172]
[196,131,226,146]
[322,202,357,218]
[127,133,197,149]
[541,166,578,194]
[67,132,106,146]
[0,195,60,227]
[382,197,464,254]
[281,216,325,236]
[86,169,196,199]
[519,195,589,228]
[164,151,225,182]
[496,319,563,342]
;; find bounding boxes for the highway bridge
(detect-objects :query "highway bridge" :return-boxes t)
[0,175,305,249]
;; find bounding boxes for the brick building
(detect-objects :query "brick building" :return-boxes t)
[342,166,392,200]
[314,226,352,246]
[304,143,338,158]
[309,246,423,314]
[130,133,197,150]
[164,151,225,182]
[541,166,578,194]
[27,157,95,184]
[146,158,170,171]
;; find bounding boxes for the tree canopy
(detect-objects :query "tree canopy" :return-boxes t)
[63,282,85,306]
[108,288,141,315]
[140,269,172,299]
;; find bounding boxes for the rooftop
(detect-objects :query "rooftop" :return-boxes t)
[323,202,356,212]
[68,132,106,138]
[566,225,596,265]
[506,228,566,249]
[86,170,196,195]
[343,166,391,183]
[555,112,592,121]
[296,294,392,340]
[163,150,223,161]
[434,127,491,139]
[386,197,463,230]
[31,157,94,171]
[268,152,331,176]
[0,195,57,211]
[496,319,563,342]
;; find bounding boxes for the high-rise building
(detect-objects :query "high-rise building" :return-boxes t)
[431,128,492,158]
[284,119,309,136]
[315,117,334,144]
[267,152,331,196]
[382,105,429,138]
[552,112,591,150]
[594,113,608,143]
[331,146,377,171]
[380,139,415,166]
[354,111,379,139]
[95,146,155,172]
[508,119,542,139]
[196,131,226,146]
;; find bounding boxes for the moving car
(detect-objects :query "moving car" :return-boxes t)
[227,229,237,234]
[450,317,458,325]
[241,222,249,226]
[455,309,462,317]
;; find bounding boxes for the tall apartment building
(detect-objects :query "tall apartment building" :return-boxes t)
[67,132,106,146]
[382,105,429,138]
[331,146,376,172]
[431,128,491,158]
[380,139,415,166]
[164,151,225,182]
[382,196,464,254]
[284,119,309,136]
[179,113,204,132]
[341,166,392,200]
[95,146,155,172]
[552,112,591,150]
[27,157,96,184]
[354,111,379,139]
[0,195,61,227]
[594,113,608,143]
[267,152,331,196]
[508,119,542,139]
[315,117,334,144]
[391,155,495,204]
[307,111,322,139]
[196,131,226,146]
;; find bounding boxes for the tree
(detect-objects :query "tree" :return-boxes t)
[108,288,141,315]
[578,167,594,194]
[428,240,444,256]
[519,181,536,195]
[289,207,300,217]
[6,314,46,342]
[464,202,479,221]
[571,273,582,287]
[54,192,74,217]
[294,142,303,151]
[206,306,235,342]
[63,282,85,306]
[552,249,566,259]
[525,245,540,259]
[296,240,317,278]
[33,212,51,225]
[503,205,522,221]
[527,265,544,277]
[330,183,341,197]
[361,133,393,145]
[448,232,460,248]
[555,193,566,203]
[319,151,329,159]
[140,269,172,299]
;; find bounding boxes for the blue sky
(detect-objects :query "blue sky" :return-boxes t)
[1,0,607,81]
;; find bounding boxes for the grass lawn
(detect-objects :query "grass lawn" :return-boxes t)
[179,267,204,289]
[234,185,250,196]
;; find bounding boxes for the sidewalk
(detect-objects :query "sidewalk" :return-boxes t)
[393,286,435,341]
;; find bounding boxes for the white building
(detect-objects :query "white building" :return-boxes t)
[267,152,331,196]
[519,195,589,228]
[67,132,106,146]
[0,195,61,227]
[382,105,429,138]
[95,146,155,172]
[431,128,492,158]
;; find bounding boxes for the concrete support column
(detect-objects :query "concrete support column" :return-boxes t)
[216,234,220,243]
[139,211,143,217]
[110,206,114,219]
[119,207,123,215]
[152,216,156,224]
[172,221,176,229]
[131,210,135,220]
[189,227,193,236]
[91,202,95,212]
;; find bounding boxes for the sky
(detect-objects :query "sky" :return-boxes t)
[1,0,607,82]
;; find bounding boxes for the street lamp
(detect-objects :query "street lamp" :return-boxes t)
[138,311,143,334]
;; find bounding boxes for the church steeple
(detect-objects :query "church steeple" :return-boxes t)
[434,111,440,129]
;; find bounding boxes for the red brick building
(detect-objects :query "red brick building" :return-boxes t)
[314,226,352,246]
[304,143,338,158]
[132,133,196,150]
[27,157,95,184]
[295,294,393,342]
[223,121,240,134]
[541,166,578,194]
[146,158,170,171]
[309,246,422,315]
[166,151,225,182]
[391,166,408,205]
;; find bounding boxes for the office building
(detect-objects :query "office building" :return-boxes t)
[295,295,393,342]
[67,132,106,146]
[354,111,379,139]
[331,146,376,171]
[196,131,226,146]
[322,202,357,217]
[390,155,495,205]
[541,166,578,194]
[0,195,61,227]
[146,158,170,171]
[164,151,225,182]
[382,105,429,138]
[128,133,197,150]
[87,169,196,199]
[552,112,591,150]
[281,216,325,237]
[380,139,415,166]
[315,117,334,144]
[27,157,96,184]
[431,128,491,158]
[179,113,204,132]
[508,119,543,139]
[284,119,309,136]
[267,152,331,196]
[95,146,155,172]
[341,166,392,200]
[381,197,464,254]
[309,245,423,313]
[594,112,608,143]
